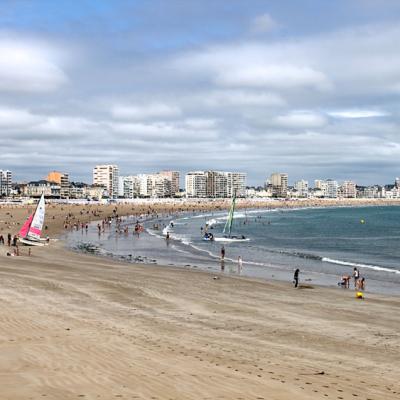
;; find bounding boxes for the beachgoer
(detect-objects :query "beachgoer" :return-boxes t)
[359,277,365,290]
[352,267,360,288]
[221,245,225,260]
[293,268,300,288]
[338,274,350,288]
[238,256,243,274]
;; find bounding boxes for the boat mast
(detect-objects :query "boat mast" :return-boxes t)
[223,192,236,237]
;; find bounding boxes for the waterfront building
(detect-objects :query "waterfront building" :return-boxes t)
[340,181,357,198]
[294,180,309,198]
[46,171,70,198]
[269,173,288,197]
[150,174,172,197]
[185,170,246,198]
[23,180,60,198]
[226,172,247,197]
[68,182,105,200]
[185,171,207,198]
[357,185,383,198]
[158,171,180,195]
[205,171,228,197]
[325,179,338,198]
[93,165,119,198]
[119,175,141,198]
[0,170,12,197]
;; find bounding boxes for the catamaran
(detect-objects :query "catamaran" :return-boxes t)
[203,194,248,242]
[18,194,47,246]
[222,193,247,241]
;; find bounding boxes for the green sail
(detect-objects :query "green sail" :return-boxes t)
[223,194,236,237]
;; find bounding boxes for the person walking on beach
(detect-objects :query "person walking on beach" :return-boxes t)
[237,256,243,274]
[352,267,360,288]
[293,268,300,288]
[220,245,225,260]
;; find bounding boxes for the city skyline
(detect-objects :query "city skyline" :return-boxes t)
[1,1,400,185]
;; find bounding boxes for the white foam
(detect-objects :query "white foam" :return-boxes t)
[322,257,400,274]
[214,237,250,242]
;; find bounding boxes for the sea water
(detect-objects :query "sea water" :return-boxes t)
[65,206,400,295]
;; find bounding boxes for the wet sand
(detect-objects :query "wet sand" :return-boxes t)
[0,200,400,399]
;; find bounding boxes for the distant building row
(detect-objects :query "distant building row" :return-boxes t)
[93,165,246,198]
[246,173,400,199]
[185,171,246,198]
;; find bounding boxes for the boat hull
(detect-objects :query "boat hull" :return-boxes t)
[19,238,46,247]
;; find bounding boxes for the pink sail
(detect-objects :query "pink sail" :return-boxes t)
[19,214,33,238]
[27,194,45,241]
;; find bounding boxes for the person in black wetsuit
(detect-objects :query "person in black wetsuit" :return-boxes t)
[293,268,300,288]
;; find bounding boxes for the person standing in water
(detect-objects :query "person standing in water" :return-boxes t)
[293,268,300,288]
[220,245,225,260]
[237,256,243,274]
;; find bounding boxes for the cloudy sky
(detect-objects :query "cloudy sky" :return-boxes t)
[1,0,400,185]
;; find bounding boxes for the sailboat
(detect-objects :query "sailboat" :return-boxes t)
[205,194,249,242]
[18,194,47,246]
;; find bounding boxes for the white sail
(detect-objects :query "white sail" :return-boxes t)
[27,194,45,241]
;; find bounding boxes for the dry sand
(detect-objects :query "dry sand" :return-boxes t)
[0,200,400,399]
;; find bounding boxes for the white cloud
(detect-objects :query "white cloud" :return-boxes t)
[204,90,286,107]
[250,13,279,34]
[328,109,389,119]
[216,64,331,90]
[0,107,44,128]
[111,103,181,120]
[0,38,67,92]
[274,112,327,129]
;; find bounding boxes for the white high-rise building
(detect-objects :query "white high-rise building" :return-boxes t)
[0,170,12,197]
[93,165,119,198]
[158,171,180,195]
[314,179,328,197]
[326,179,338,198]
[269,173,288,197]
[150,174,172,197]
[185,172,207,198]
[341,181,357,198]
[119,175,141,198]
[186,170,246,198]
[206,171,228,197]
[294,180,309,198]
[226,172,246,197]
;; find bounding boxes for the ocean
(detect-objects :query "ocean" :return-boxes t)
[65,205,400,295]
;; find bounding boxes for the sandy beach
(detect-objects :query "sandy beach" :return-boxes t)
[1,200,400,399]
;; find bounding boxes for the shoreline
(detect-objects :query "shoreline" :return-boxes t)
[62,204,400,297]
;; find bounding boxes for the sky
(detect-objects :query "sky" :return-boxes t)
[1,0,400,186]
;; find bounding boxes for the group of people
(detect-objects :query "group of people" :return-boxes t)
[338,267,366,290]
[0,233,17,247]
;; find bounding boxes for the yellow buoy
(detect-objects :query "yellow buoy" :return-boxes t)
[360,219,365,224]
